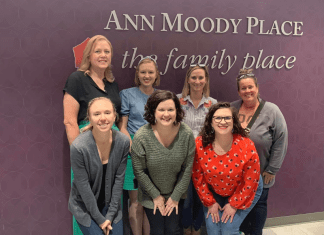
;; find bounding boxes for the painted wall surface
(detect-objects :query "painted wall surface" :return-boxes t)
[0,0,323,234]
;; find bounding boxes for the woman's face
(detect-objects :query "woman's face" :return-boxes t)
[238,78,259,103]
[211,108,233,136]
[154,99,177,127]
[138,61,157,88]
[89,99,116,133]
[188,68,207,94]
[89,40,111,71]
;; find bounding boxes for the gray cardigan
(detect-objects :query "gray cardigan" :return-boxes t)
[231,99,288,188]
[68,130,129,227]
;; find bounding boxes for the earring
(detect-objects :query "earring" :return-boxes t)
[211,127,214,133]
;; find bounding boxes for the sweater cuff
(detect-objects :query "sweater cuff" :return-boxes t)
[170,189,182,202]
[94,214,107,227]
[150,187,161,200]
[265,165,279,174]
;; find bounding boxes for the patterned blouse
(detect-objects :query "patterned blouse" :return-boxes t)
[192,134,260,210]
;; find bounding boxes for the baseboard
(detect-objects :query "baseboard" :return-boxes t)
[265,212,324,227]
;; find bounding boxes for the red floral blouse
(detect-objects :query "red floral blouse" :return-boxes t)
[192,134,260,210]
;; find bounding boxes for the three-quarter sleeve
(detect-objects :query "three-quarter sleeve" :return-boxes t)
[170,131,195,202]
[266,106,288,174]
[131,135,161,200]
[228,140,260,210]
[70,144,106,226]
[192,137,217,207]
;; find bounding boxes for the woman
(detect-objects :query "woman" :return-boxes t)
[192,102,263,235]
[231,69,288,235]
[131,90,195,235]
[63,35,121,234]
[177,65,217,235]
[68,97,129,235]
[119,56,160,235]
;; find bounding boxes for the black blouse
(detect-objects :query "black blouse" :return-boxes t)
[63,71,121,125]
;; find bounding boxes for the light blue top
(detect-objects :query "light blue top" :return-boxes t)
[120,87,150,135]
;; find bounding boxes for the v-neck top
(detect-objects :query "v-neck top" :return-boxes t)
[68,129,130,227]
[131,123,195,209]
[63,71,121,125]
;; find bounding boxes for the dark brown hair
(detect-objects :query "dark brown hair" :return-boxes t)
[144,90,184,125]
[199,102,248,147]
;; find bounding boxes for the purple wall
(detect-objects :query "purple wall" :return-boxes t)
[1,0,323,234]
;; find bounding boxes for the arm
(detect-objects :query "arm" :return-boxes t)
[118,116,132,147]
[228,141,260,210]
[192,138,216,207]
[63,93,80,145]
[265,106,288,174]
[170,132,195,202]
[70,144,106,226]
[131,135,161,200]
[105,138,129,222]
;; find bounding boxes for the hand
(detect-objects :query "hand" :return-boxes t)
[164,197,179,216]
[206,202,221,223]
[221,203,237,223]
[153,195,165,216]
[262,172,275,184]
[100,220,112,235]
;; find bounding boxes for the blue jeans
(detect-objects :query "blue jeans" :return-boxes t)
[182,180,205,231]
[77,206,123,235]
[203,177,263,235]
[239,187,269,235]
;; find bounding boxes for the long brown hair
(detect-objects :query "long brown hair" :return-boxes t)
[199,102,248,147]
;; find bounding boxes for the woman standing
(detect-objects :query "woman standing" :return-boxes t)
[192,102,263,235]
[177,65,217,235]
[119,56,160,235]
[68,97,129,235]
[63,35,121,235]
[131,90,195,235]
[231,69,288,235]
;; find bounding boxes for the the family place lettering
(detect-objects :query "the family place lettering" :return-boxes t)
[105,10,302,75]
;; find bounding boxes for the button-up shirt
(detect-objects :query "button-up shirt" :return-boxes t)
[177,94,217,138]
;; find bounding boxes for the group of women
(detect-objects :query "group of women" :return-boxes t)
[64,35,288,235]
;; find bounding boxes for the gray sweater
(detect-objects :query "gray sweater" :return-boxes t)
[68,130,129,227]
[131,123,195,209]
[231,99,288,188]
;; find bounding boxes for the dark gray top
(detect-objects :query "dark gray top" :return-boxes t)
[68,129,129,227]
[231,99,288,188]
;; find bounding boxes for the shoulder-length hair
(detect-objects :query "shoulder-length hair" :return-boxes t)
[80,97,118,133]
[199,102,248,147]
[78,35,114,82]
[181,65,210,98]
[134,58,160,87]
[144,90,184,125]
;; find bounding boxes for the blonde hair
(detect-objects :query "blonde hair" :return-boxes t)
[81,97,117,133]
[78,35,114,82]
[134,58,160,86]
[181,66,210,98]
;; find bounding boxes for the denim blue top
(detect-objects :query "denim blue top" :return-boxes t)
[120,87,150,135]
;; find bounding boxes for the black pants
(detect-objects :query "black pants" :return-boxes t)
[240,188,269,235]
[144,200,184,235]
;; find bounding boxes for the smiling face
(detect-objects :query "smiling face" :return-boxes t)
[138,61,157,88]
[238,78,259,103]
[88,99,116,133]
[188,68,207,94]
[89,40,111,71]
[211,108,233,136]
[154,99,177,127]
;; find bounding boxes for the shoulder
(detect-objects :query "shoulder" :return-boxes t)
[179,123,194,135]
[263,100,281,113]
[177,95,189,106]
[134,124,151,137]
[114,130,130,144]
[230,100,241,109]
[233,134,255,149]
[120,87,137,96]
[71,131,93,151]
[68,71,86,80]
[203,96,217,108]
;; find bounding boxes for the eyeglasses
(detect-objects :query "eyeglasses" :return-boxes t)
[138,56,158,68]
[212,116,233,123]
[237,73,255,80]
